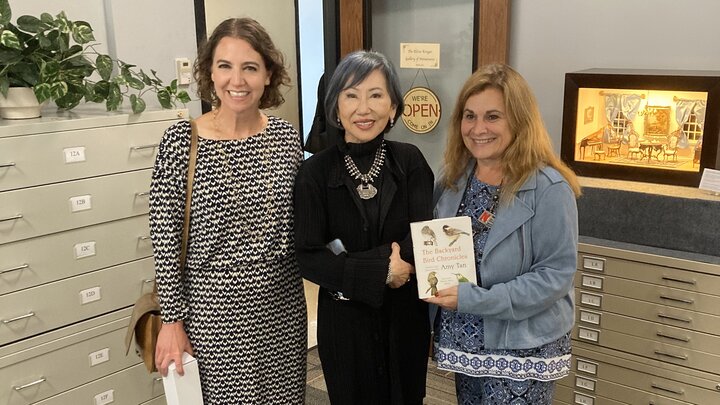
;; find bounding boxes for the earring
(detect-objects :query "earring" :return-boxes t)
[336,118,343,128]
[389,118,395,128]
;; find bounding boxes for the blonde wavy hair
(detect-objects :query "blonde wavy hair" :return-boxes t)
[441,64,581,204]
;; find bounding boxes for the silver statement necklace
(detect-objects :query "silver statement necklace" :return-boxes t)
[343,141,386,200]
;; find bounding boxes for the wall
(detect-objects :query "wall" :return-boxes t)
[11,0,202,118]
[204,0,300,130]
[510,0,720,151]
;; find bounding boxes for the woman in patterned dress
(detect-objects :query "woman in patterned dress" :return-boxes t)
[426,64,582,404]
[150,18,306,404]
[294,51,434,404]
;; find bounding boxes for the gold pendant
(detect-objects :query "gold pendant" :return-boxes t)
[357,183,377,199]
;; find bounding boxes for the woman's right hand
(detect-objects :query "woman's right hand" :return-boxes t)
[388,242,414,289]
[155,321,193,376]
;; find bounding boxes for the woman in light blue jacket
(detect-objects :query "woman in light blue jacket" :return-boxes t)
[425,64,582,404]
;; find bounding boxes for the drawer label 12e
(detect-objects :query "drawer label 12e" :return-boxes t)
[89,347,110,367]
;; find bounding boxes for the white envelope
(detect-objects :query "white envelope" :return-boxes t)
[162,353,204,405]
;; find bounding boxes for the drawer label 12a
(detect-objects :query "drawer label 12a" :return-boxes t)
[69,195,93,212]
[89,347,110,367]
[64,146,87,163]
[80,286,102,304]
[94,389,115,405]
[74,241,97,259]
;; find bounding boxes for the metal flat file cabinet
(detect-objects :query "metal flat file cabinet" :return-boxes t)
[0,107,186,405]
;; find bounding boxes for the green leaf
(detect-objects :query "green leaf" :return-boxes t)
[71,21,94,44]
[0,76,9,98]
[33,83,52,103]
[49,81,68,99]
[127,77,144,90]
[96,54,113,81]
[0,0,11,27]
[40,60,60,81]
[157,89,171,109]
[177,90,191,103]
[17,15,42,33]
[106,82,121,110]
[37,31,50,48]
[130,94,146,113]
[169,79,178,93]
[92,80,110,98]
[139,70,153,86]
[55,90,83,109]
[0,29,20,50]
[40,13,54,25]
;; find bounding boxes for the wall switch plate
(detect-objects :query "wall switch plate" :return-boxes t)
[175,58,192,85]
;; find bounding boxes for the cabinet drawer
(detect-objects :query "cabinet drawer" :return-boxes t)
[574,289,720,336]
[0,169,151,244]
[0,215,151,295]
[571,356,720,405]
[0,317,141,405]
[578,253,720,295]
[33,363,164,405]
[0,121,166,192]
[575,274,720,316]
[572,326,720,374]
[140,395,167,405]
[0,257,153,345]
[577,308,720,355]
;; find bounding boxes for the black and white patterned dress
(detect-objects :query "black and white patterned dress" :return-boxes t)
[149,117,307,404]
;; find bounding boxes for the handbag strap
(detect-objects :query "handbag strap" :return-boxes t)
[152,120,198,294]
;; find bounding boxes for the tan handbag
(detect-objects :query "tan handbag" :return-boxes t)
[125,120,199,373]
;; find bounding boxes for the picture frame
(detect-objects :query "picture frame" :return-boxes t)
[583,106,594,124]
[643,105,671,137]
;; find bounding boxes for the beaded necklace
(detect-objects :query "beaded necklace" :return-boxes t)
[343,141,386,199]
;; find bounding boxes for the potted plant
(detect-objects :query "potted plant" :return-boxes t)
[0,0,191,118]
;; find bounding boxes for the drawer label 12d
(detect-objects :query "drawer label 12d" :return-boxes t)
[64,146,87,163]
[80,286,102,304]
[69,194,93,212]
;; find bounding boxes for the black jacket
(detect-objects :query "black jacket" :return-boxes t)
[295,139,434,404]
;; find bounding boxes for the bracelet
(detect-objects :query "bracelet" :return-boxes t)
[385,262,393,285]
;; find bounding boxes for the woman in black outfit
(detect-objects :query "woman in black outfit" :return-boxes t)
[294,50,434,404]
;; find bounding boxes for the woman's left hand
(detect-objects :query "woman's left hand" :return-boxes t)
[424,285,458,310]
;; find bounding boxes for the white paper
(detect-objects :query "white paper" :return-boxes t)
[699,168,720,195]
[163,353,204,405]
[410,216,477,299]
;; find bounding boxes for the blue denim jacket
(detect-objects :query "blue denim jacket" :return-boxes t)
[434,161,578,349]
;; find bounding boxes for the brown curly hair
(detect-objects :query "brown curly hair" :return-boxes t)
[193,18,290,109]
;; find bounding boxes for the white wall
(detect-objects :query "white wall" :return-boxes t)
[510,0,720,151]
[10,0,202,117]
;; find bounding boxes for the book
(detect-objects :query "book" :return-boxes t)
[410,216,477,299]
[162,352,204,405]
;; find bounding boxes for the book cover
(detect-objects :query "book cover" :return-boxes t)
[410,216,477,299]
[163,353,205,405]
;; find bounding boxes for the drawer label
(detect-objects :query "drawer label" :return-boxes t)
[582,256,605,272]
[574,392,595,405]
[80,286,102,304]
[581,275,603,290]
[89,347,110,367]
[69,195,93,212]
[74,241,97,259]
[576,359,598,375]
[578,327,600,343]
[580,292,602,307]
[64,146,87,163]
[575,376,596,392]
[579,310,601,325]
[94,389,115,405]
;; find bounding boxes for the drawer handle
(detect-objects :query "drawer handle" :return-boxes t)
[0,213,23,222]
[0,161,16,168]
[153,377,163,382]
[143,278,156,284]
[650,383,684,396]
[656,331,690,343]
[0,263,29,274]
[657,313,691,323]
[138,235,151,241]
[135,191,151,197]
[13,377,46,391]
[661,276,696,286]
[2,312,35,324]
[659,295,694,305]
[654,350,688,361]
[131,143,160,151]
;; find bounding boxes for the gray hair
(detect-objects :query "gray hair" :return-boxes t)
[324,50,404,130]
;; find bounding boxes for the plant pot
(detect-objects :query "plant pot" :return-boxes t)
[0,88,48,119]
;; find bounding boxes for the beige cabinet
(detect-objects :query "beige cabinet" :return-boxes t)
[0,108,185,405]
[555,242,720,405]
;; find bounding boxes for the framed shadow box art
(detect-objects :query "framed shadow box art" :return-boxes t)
[560,68,720,187]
